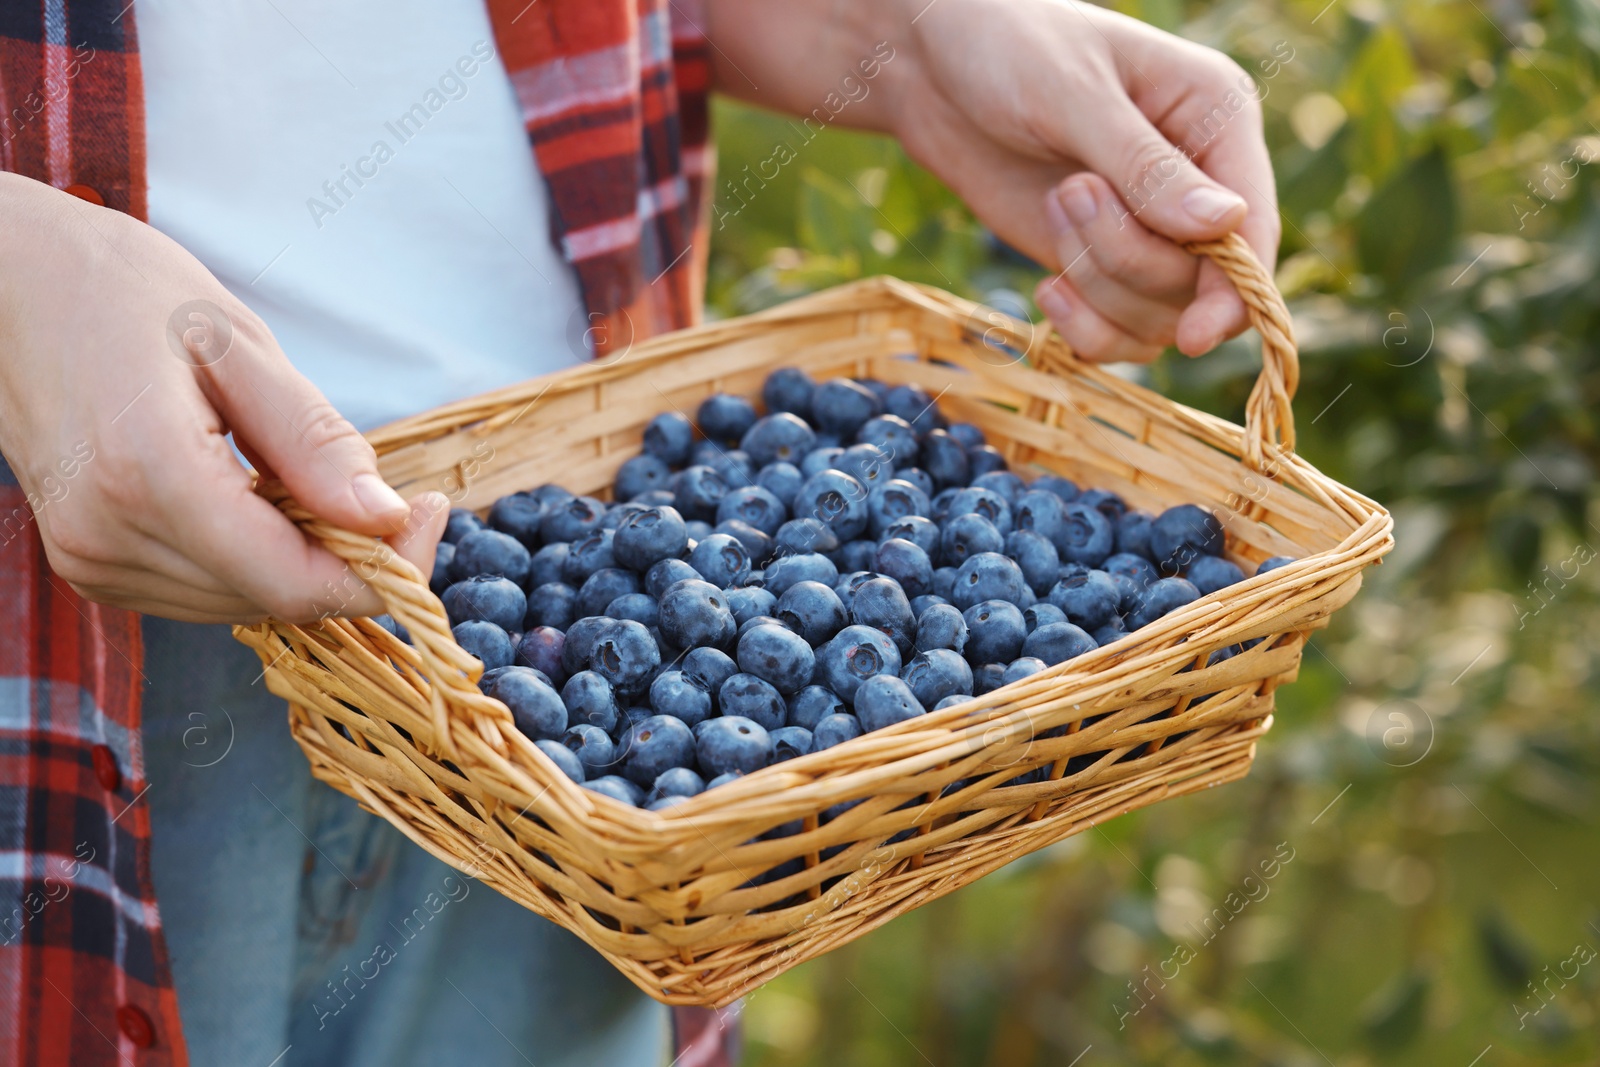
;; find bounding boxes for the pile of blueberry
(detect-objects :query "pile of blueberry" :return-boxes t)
[378,368,1294,811]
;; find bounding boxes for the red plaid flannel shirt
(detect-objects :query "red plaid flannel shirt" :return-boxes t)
[0,1,731,1062]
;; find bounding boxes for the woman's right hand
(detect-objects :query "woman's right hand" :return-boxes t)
[0,173,447,624]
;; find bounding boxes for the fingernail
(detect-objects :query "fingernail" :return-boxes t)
[353,472,409,519]
[1182,186,1246,225]
[1058,181,1098,228]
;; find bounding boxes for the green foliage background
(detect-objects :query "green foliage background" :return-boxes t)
[705,0,1600,1062]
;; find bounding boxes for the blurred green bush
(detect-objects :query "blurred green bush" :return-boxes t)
[707,1,1600,1063]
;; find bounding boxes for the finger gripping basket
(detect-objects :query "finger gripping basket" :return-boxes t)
[235,236,1392,1007]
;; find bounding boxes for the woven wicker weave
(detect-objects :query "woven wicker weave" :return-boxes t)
[235,235,1392,1007]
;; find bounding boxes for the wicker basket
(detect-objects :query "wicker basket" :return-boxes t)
[235,235,1392,1008]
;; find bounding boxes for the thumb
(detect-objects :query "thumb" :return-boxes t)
[200,314,411,536]
[1077,96,1248,244]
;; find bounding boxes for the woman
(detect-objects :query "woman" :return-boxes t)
[0,0,1277,1063]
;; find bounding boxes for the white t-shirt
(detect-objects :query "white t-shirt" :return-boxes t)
[136,0,586,431]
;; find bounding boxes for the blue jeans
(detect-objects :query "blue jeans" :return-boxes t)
[142,619,666,1065]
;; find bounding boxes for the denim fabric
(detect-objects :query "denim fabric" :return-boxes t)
[142,618,666,1066]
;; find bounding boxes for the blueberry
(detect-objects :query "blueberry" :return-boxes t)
[1091,620,1127,646]
[945,422,985,448]
[910,595,949,617]
[811,378,882,438]
[972,663,1007,694]
[812,712,863,750]
[658,579,736,650]
[1103,552,1159,587]
[752,460,804,510]
[1023,602,1067,633]
[527,543,570,588]
[874,538,933,598]
[645,557,700,598]
[724,585,777,627]
[775,580,848,645]
[1031,474,1079,502]
[560,616,615,676]
[648,766,706,803]
[855,414,919,465]
[815,624,902,705]
[562,528,616,584]
[449,529,533,586]
[900,648,973,707]
[443,508,486,544]
[696,715,773,777]
[430,542,456,594]
[606,592,659,628]
[878,521,938,566]
[763,552,839,595]
[787,685,847,730]
[488,493,545,548]
[915,602,968,654]
[1057,502,1116,567]
[1126,577,1201,629]
[1077,488,1127,520]
[793,468,870,541]
[740,412,816,468]
[770,726,814,762]
[894,467,935,499]
[560,721,618,775]
[1047,570,1120,630]
[561,670,621,733]
[966,444,1008,478]
[611,505,689,572]
[941,513,1004,568]
[951,552,1029,610]
[931,566,958,600]
[617,714,695,786]
[443,575,527,632]
[762,367,816,419]
[867,478,932,537]
[831,571,877,613]
[1014,489,1068,549]
[715,485,787,538]
[643,412,695,465]
[587,618,659,693]
[971,471,1025,507]
[1021,621,1097,666]
[648,670,714,727]
[850,577,916,654]
[614,452,671,501]
[835,539,879,574]
[800,446,844,479]
[453,620,514,670]
[962,600,1027,664]
[540,495,607,545]
[1150,504,1224,575]
[673,465,730,523]
[1005,529,1061,596]
[772,517,839,559]
[371,614,411,645]
[486,667,568,741]
[583,773,642,806]
[688,533,751,588]
[514,626,566,683]
[534,738,586,783]
[681,646,738,697]
[1256,555,1296,576]
[698,393,758,446]
[854,675,926,732]
[1002,657,1047,685]
[1186,554,1245,595]
[920,430,971,489]
[1115,510,1156,560]
[737,622,816,695]
[574,569,636,618]
[884,383,939,434]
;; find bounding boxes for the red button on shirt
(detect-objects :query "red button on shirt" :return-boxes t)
[63,183,104,206]
[116,1004,155,1048]
[91,745,122,793]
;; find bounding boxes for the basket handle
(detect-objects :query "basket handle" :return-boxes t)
[253,480,513,763]
[1181,233,1299,471]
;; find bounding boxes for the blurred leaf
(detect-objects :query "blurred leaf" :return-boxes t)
[1477,910,1537,991]
[1361,969,1431,1049]
[1356,146,1459,292]
[1339,23,1418,179]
